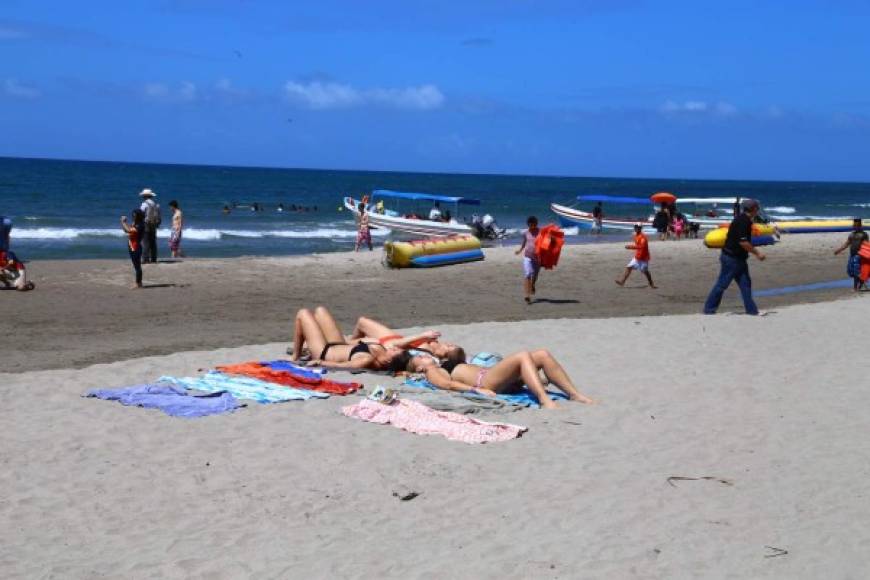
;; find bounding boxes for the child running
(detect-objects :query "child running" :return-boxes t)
[616,223,657,288]
[354,202,373,252]
[515,215,540,304]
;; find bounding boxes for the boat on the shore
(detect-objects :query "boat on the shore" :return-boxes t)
[550,194,737,232]
[343,190,502,239]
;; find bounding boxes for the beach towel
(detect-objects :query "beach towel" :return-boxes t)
[159,371,328,404]
[216,362,360,395]
[402,376,567,408]
[260,360,324,379]
[86,384,241,418]
[387,384,520,415]
[341,399,527,444]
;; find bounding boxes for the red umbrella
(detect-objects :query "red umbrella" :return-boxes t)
[650,192,677,204]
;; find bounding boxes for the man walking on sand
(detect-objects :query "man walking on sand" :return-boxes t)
[616,223,657,288]
[703,198,766,315]
[139,188,161,263]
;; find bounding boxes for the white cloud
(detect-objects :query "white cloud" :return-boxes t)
[284,80,444,110]
[661,100,738,116]
[144,81,197,102]
[3,78,40,99]
[214,77,249,99]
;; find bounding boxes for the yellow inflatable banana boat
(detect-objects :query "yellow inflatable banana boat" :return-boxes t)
[704,223,778,249]
[384,234,483,268]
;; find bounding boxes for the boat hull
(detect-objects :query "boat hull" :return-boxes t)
[550,203,730,232]
[344,197,473,238]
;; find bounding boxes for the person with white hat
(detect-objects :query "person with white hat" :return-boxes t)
[138,188,162,264]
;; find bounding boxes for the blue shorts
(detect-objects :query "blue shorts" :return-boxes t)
[523,256,540,279]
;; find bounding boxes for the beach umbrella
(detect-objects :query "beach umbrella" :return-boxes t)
[650,192,677,205]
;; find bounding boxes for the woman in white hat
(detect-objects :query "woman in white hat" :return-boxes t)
[138,188,161,263]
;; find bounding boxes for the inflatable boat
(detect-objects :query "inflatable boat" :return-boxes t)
[704,223,778,249]
[384,234,484,268]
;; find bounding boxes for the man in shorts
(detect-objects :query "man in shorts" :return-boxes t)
[615,223,657,288]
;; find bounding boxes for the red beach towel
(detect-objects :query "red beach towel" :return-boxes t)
[216,362,360,395]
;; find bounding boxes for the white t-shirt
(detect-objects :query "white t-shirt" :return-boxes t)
[428,207,442,221]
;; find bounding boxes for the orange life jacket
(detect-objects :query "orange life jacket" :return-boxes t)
[534,224,565,269]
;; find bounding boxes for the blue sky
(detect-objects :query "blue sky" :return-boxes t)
[2,0,869,180]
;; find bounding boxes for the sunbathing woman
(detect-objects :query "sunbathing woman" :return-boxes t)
[410,348,594,409]
[292,307,411,372]
[348,316,463,360]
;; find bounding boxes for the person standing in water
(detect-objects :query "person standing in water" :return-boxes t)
[515,216,540,304]
[354,202,373,251]
[168,200,184,259]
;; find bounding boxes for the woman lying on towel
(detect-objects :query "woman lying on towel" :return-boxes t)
[410,348,594,409]
[348,315,464,360]
[292,307,411,372]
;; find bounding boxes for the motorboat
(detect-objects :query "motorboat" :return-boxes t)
[343,189,503,239]
[550,194,739,232]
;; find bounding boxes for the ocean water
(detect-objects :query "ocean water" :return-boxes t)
[2,156,869,260]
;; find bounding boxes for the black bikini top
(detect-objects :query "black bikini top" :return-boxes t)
[349,342,372,358]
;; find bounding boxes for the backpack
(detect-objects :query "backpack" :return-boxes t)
[144,199,162,227]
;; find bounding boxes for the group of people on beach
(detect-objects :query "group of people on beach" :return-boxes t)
[290,306,594,409]
[120,188,184,288]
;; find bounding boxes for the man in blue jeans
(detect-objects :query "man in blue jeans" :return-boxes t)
[703,198,767,315]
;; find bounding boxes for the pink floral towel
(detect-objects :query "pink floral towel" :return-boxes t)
[341,399,527,444]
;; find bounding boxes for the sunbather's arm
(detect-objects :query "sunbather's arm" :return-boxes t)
[386,330,440,349]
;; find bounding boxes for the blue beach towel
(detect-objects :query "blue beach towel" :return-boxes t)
[402,376,567,409]
[159,371,328,404]
[260,359,324,379]
[86,384,241,418]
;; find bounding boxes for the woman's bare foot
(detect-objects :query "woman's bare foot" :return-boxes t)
[130,284,142,289]
[570,394,596,404]
[615,280,625,286]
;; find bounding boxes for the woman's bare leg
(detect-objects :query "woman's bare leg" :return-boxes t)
[292,308,327,361]
[530,349,594,403]
[350,316,394,341]
[483,352,559,409]
[313,306,346,344]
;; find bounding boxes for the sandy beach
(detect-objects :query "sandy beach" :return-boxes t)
[2,293,869,578]
[1,233,855,373]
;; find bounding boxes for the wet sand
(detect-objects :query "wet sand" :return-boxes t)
[2,232,856,373]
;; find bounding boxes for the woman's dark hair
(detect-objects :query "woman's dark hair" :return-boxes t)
[527,216,538,226]
[444,347,466,369]
[386,350,413,374]
[358,202,366,212]
[169,200,178,209]
[132,209,145,226]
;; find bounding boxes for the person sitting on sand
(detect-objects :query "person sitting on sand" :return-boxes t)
[348,315,464,360]
[292,307,411,372]
[409,347,594,409]
[0,249,34,291]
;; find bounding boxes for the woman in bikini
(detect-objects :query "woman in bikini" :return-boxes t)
[348,316,463,360]
[410,348,594,409]
[291,307,411,372]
